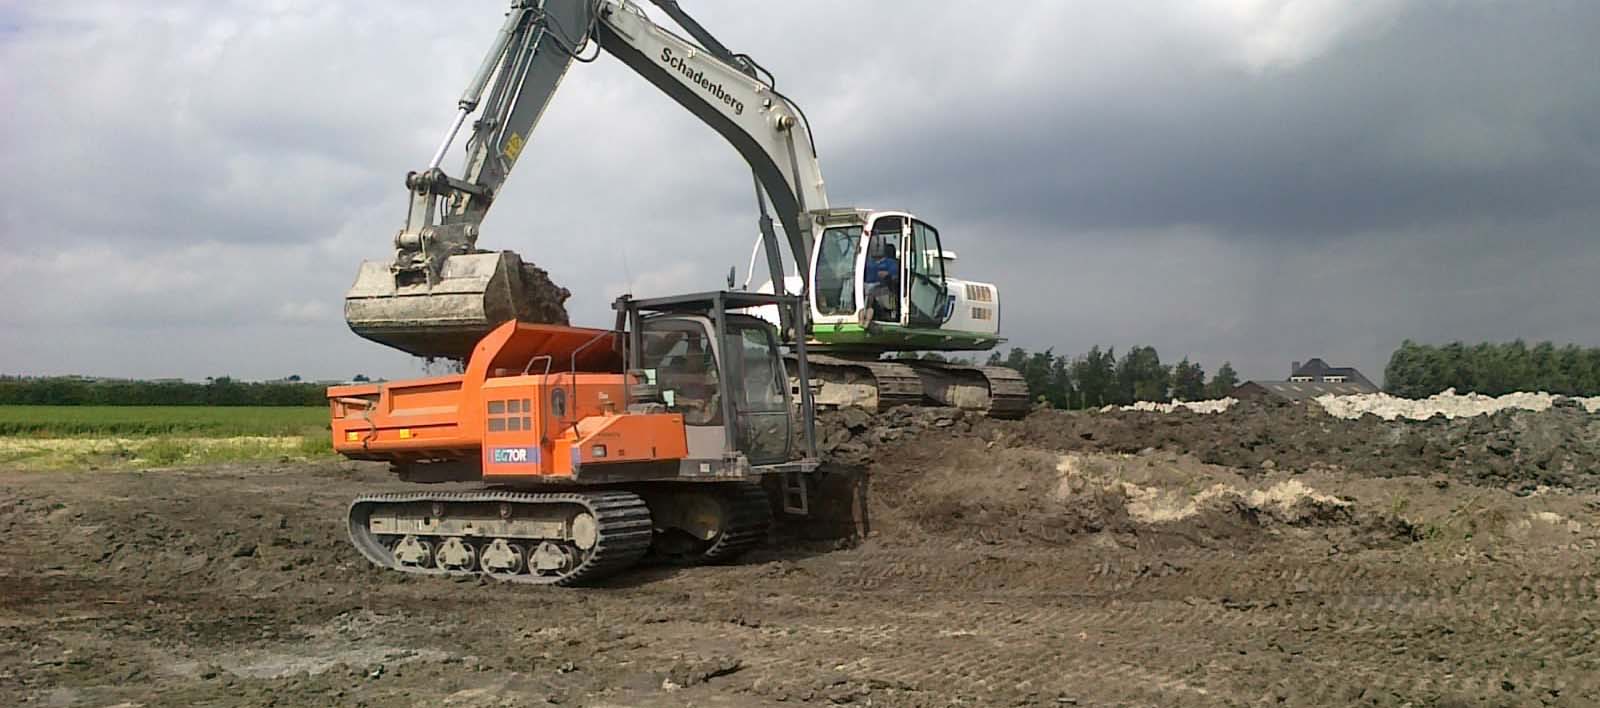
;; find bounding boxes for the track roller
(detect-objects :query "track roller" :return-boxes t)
[348,490,652,586]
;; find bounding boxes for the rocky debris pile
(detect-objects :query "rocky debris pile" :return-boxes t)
[1313,388,1588,420]
[814,406,978,465]
[1106,398,1237,414]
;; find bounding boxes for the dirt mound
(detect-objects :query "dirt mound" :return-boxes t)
[857,439,1415,551]
[809,397,1598,550]
[813,407,1424,550]
[987,400,1600,491]
[821,398,1600,491]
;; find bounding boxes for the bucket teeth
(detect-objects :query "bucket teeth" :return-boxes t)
[343,251,570,359]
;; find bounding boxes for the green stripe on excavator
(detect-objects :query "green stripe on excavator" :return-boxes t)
[807,322,1000,352]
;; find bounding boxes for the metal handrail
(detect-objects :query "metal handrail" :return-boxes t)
[563,329,615,432]
[523,354,554,376]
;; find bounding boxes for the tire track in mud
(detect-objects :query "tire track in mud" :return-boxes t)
[712,543,1600,706]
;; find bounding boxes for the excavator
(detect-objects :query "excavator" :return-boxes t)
[329,0,1022,584]
[343,0,1028,419]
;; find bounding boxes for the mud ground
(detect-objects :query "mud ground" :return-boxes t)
[4,403,1598,707]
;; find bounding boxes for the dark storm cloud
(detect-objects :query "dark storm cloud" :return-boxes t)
[2,0,1596,383]
[834,1,1600,239]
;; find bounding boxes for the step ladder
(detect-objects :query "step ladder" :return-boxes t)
[780,470,809,516]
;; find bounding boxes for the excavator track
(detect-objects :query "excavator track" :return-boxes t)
[973,365,1031,419]
[800,354,1031,419]
[804,354,924,411]
[347,489,652,586]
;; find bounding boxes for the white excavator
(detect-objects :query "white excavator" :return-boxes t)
[344,0,1028,417]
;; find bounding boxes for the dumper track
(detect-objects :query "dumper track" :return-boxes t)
[700,483,773,564]
[347,489,652,586]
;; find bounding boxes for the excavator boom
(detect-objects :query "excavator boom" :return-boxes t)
[345,0,596,358]
[345,0,826,358]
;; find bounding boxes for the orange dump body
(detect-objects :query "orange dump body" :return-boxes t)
[328,321,689,482]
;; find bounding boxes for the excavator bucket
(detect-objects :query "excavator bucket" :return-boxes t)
[344,251,571,360]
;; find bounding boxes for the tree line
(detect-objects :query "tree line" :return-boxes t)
[1384,341,1600,398]
[0,376,340,407]
[902,347,1240,409]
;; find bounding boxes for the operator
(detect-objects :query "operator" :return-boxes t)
[666,340,721,425]
[863,242,899,322]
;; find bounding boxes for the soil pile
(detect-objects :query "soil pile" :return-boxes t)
[820,398,1600,491]
[810,397,1599,549]
[1004,400,1599,490]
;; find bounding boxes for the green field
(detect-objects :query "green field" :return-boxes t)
[0,405,328,437]
[0,406,334,469]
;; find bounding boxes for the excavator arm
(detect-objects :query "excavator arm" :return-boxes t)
[348,0,827,357]
[394,0,595,281]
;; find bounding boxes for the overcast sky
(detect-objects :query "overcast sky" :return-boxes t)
[3,0,1596,384]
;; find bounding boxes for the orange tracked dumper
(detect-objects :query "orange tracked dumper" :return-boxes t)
[329,292,819,585]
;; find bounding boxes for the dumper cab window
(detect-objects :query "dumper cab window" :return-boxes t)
[723,319,791,464]
[639,321,721,426]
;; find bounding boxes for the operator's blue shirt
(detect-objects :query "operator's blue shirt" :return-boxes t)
[864,256,898,286]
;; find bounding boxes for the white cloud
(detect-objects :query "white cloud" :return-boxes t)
[274,300,331,324]
[1182,0,1411,73]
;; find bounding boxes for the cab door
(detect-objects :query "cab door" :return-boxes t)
[637,315,792,466]
[905,219,950,327]
[864,215,906,324]
[720,317,793,466]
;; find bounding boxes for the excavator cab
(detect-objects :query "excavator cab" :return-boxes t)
[806,208,999,350]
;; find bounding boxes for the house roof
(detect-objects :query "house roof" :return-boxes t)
[1234,380,1378,401]
[1290,358,1377,388]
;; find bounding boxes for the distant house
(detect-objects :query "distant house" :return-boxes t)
[1232,358,1379,402]
[1287,358,1377,390]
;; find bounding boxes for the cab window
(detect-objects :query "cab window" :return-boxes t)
[907,220,948,325]
[723,321,791,464]
[638,321,721,426]
[814,226,860,316]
